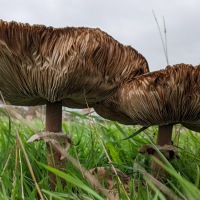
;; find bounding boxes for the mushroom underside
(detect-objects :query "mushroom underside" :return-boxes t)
[94,64,200,181]
[0,20,150,190]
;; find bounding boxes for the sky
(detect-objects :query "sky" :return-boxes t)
[0,0,199,71]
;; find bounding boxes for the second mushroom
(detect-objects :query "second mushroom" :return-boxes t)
[94,63,200,181]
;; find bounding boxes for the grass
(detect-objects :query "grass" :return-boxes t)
[0,107,200,199]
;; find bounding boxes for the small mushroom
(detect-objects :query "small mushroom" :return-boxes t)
[0,20,149,189]
[94,64,200,181]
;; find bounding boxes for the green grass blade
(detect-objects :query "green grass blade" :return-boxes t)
[41,189,68,200]
[1,182,9,200]
[153,158,200,199]
[122,126,148,140]
[195,165,200,187]
[38,162,104,200]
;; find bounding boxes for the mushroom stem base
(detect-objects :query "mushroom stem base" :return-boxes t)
[139,125,179,182]
[139,144,180,160]
[152,125,174,182]
[45,101,67,190]
[27,101,73,190]
[27,131,72,190]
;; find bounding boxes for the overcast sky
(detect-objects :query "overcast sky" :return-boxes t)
[0,0,199,71]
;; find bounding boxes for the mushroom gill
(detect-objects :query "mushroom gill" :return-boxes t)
[0,20,149,190]
[0,20,149,107]
[94,63,200,181]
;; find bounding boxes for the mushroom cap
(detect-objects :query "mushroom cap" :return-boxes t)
[94,64,200,131]
[0,20,149,107]
[181,121,200,132]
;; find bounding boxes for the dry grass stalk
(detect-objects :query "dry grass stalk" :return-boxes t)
[16,126,45,200]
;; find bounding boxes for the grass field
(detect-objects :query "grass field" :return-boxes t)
[0,107,200,199]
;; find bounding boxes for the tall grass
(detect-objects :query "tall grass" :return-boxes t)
[0,107,200,199]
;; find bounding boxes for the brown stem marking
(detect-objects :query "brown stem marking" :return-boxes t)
[151,124,173,182]
[45,101,66,190]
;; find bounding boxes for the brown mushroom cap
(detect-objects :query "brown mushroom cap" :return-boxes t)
[94,64,200,131]
[0,20,149,107]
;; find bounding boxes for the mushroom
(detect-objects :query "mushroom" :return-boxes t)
[0,20,149,189]
[94,63,200,181]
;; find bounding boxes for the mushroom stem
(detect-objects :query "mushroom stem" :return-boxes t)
[46,101,62,132]
[156,125,173,146]
[45,101,66,190]
[151,124,173,181]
